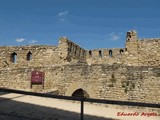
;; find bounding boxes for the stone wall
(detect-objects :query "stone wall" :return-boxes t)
[0,37,87,69]
[86,48,125,65]
[138,39,160,66]
[0,64,159,103]
[0,30,160,104]
[0,45,62,68]
[0,31,159,67]
[59,37,86,63]
[85,30,160,66]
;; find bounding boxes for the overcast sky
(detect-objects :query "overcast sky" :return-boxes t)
[0,0,160,49]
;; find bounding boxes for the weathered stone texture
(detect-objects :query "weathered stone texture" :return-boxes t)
[59,37,86,64]
[0,45,62,68]
[0,30,160,104]
[138,39,160,66]
[0,65,159,103]
[86,30,160,66]
[86,48,125,65]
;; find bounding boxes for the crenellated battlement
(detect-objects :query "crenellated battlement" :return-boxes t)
[85,30,160,66]
[85,48,125,65]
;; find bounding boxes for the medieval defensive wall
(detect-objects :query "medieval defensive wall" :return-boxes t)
[0,30,160,104]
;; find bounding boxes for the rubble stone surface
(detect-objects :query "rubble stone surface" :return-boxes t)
[0,30,160,103]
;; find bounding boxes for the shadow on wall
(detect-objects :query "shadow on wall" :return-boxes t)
[0,93,118,120]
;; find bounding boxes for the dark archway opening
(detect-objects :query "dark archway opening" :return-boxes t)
[89,50,92,57]
[99,50,102,58]
[120,49,124,54]
[11,52,17,63]
[72,89,89,98]
[109,50,112,57]
[27,51,32,61]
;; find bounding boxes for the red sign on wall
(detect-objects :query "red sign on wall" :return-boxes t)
[31,71,44,88]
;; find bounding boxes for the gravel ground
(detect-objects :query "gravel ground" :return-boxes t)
[0,92,159,120]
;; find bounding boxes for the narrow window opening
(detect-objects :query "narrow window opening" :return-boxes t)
[27,51,32,61]
[83,50,86,58]
[69,43,72,53]
[75,46,77,55]
[89,50,92,57]
[125,48,127,51]
[79,49,81,57]
[11,52,17,63]
[99,50,102,57]
[120,49,124,54]
[109,50,112,57]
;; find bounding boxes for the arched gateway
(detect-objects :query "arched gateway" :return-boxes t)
[65,82,96,98]
[72,88,89,98]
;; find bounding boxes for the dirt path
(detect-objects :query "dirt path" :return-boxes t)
[0,92,159,120]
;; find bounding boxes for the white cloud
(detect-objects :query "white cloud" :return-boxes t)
[29,40,38,44]
[58,11,68,17]
[107,32,123,41]
[16,38,25,42]
[58,11,68,21]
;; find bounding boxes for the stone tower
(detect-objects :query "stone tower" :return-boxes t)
[125,30,138,54]
[124,30,138,65]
